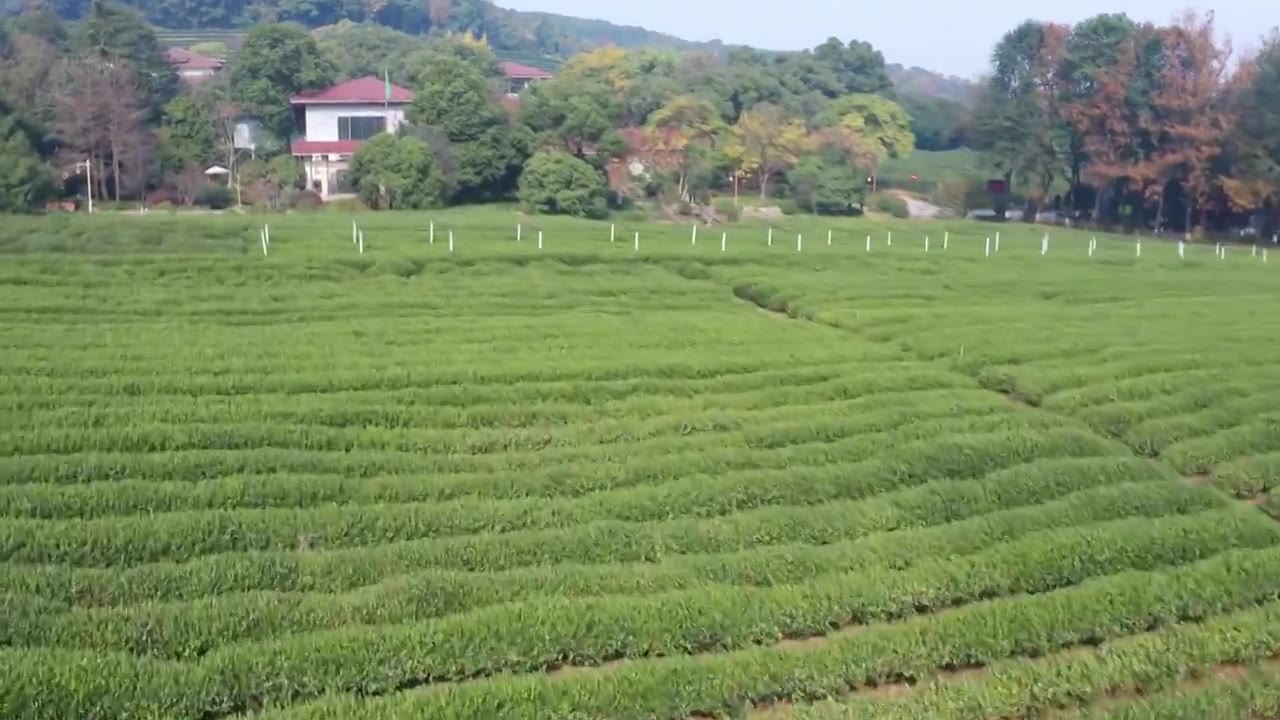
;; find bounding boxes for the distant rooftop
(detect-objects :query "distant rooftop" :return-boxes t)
[165,47,224,71]
[499,61,554,80]
[290,77,415,105]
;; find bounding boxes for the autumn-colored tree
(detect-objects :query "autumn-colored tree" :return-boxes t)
[1063,35,1143,224]
[1143,11,1232,235]
[723,103,809,200]
[645,94,724,200]
[53,55,151,202]
[559,47,635,95]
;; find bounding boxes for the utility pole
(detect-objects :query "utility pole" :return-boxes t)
[80,159,94,213]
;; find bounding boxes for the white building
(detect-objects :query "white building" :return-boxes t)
[289,77,414,200]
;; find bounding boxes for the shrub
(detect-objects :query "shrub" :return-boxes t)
[195,184,232,210]
[285,190,324,210]
[712,198,741,222]
[870,192,909,218]
[517,150,608,219]
[348,135,445,210]
[790,155,866,215]
[777,198,804,215]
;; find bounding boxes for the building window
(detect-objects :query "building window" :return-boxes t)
[338,116,386,141]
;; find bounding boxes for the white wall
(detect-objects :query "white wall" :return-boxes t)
[303,104,407,141]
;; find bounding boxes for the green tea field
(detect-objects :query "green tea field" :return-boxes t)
[2,209,1280,719]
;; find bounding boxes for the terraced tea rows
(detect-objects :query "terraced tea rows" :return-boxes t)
[1,211,1278,719]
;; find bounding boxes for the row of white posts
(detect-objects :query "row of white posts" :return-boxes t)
[283,222,1278,262]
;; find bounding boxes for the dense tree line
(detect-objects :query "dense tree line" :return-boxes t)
[973,12,1280,235]
[6,3,1276,228]
[0,7,913,216]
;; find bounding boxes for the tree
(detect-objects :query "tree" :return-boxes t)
[816,94,913,189]
[1145,11,1231,235]
[789,152,865,215]
[408,53,528,200]
[977,20,1072,219]
[70,0,177,115]
[521,75,622,159]
[810,37,893,96]
[723,103,809,199]
[1227,34,1280,234]
[0,98,55,212]
[53,56,152,202]
[404,33,502,82]
[348,133,445,209]
[899,95,971,150]
[1062,35,1144,225]
[0,28,62,133]
[645,94,724,200]
[228,23,336,140]
[158,93,217,173]
[517,149,607,218]
[240,154,302,208]
[316,22,421,82]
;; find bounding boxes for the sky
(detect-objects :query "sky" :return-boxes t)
[497,0,1279,79]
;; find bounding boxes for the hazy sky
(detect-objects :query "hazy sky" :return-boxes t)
[497,0,1279,79]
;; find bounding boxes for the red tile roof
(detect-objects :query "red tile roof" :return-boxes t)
[500,61,553,80]
[290,139,367,156]
[166,47,224,71]
[290,77,415,105]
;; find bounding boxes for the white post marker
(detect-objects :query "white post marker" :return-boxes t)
[887,231,892,247]
[634,231,639,251]
[944,231,949,250]
[1136,238,1141,258]
[797,233,803,252]
[352,220,357,245]
[995,232,1000,253]
[985,237,991,257]
[925,236,930,253]
[1041,235,1048,256]
[260,227,267,255]
[265,224,270,247]
[721,231,727,253]
[358,230,364,255]
[866,235,871,252]
[448,230,454,253]
[768,227,773,247]
[827,229,832,246]
[1216,242,1222,258]
[1178,240,1185,259]
[429,221,435,245]
[538,230,543,250]
[610,224,616,243]
[517,223,522,242]
[692,224,698,245]
[1221,244,1226,260]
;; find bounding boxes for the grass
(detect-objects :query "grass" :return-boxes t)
[878,148,987,189]
[2,206,1280,719]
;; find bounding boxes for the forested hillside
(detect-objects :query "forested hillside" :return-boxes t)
[3,0,718,57]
